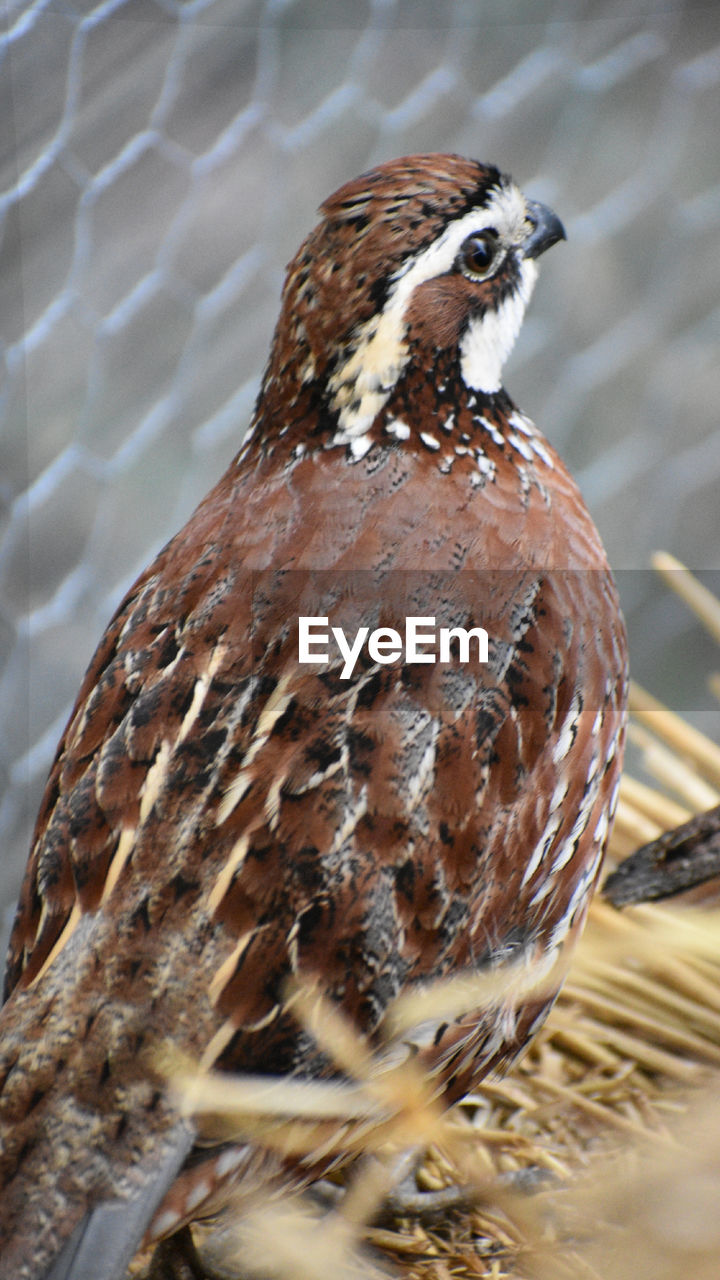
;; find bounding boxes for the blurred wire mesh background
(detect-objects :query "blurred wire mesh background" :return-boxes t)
[2,0,719,930]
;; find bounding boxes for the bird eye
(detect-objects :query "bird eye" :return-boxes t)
[459,230,500,279]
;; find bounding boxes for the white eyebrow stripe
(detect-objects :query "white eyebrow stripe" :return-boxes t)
[384,182,530,305]
[328,182,531,442]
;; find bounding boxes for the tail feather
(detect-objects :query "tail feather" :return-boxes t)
[3,1122,194,1280]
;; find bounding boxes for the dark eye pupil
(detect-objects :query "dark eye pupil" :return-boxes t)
[462,232,498,276]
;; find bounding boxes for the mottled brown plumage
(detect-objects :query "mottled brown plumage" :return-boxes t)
[0,154,627,1280]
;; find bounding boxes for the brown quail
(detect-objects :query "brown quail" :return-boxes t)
[0,153,628,1279]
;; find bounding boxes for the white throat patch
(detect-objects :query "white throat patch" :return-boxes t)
[327,181,534,446]
[459,258,538,394]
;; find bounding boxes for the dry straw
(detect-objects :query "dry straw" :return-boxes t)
[160,555,720,1280]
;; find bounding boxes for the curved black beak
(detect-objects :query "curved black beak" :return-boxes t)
[523,199,566,260]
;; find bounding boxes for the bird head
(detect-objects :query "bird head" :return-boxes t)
[255,153,565,447]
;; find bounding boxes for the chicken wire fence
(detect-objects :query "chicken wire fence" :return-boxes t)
[2,0,720,928]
